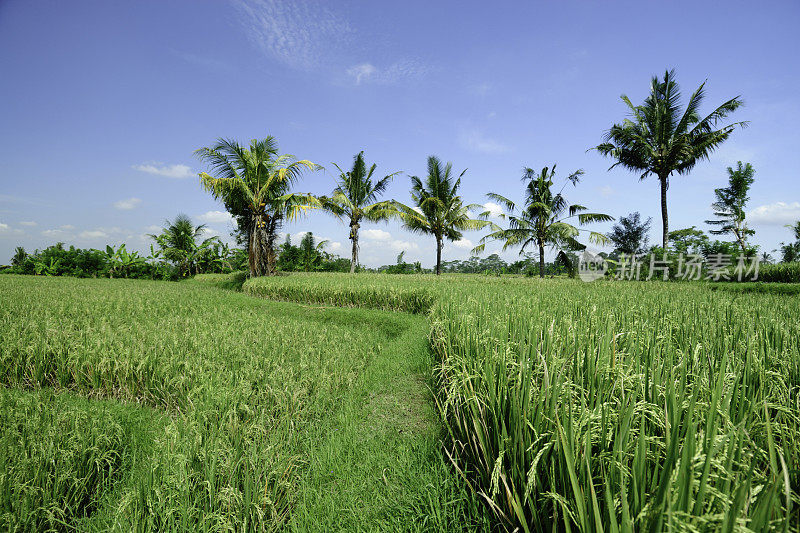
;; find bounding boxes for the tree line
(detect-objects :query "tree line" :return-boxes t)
[4,69,800,280]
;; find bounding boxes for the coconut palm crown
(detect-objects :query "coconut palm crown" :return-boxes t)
[595,69,746,248]
[474,165,612,277]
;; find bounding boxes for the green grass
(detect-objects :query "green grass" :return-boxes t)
[2,272,798,531]
[0,275,487,531]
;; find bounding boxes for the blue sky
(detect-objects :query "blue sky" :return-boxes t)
[1,0,799,267]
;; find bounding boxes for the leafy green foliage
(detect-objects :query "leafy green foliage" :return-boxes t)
[606,211,651,255]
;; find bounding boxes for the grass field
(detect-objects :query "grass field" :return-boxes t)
[1,273,799,531]
[0,275,487,531]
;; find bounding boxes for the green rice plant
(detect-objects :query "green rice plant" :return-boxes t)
[429,280,799,531]
[758,262,800,283]
[244,272,436,313]
[0,274,485,531]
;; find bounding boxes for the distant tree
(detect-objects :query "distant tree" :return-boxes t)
[11,246,27,267]
[607,212,651,255]
[321,151,399,273]
[299,232,329,272]
[780,221,800,263]
[476,165,611,277]
[595,69,746,249]
[195,137,319,277]
[705,161,755,253]
[668,226,709,255]
[149,214,217,277]
[394,156,488,275]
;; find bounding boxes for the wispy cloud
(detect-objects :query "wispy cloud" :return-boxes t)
[113,197,141,210]
[748,201,800,225]
[346,59,429,85]
[458,127,511,154]
[233,0,352,71]
[197,210,234,224]
[79,230,108,240]
[133,163,194,179]
[19,221,37,227]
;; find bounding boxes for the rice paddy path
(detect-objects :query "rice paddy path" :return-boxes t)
[212,279,486,532]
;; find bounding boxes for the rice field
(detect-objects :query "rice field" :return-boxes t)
[1,273,798,531]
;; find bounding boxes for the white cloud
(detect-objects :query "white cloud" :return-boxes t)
[347,63,376,84]
[328,241,342,252]
[389,240,419,252]
[483,202,504,218]
[133,163,194,179]
[599,185,615,198]
[346,59,428,85]
[197,210,234,224]
[0,222,23,236]
[60,225,75,230]
[748,201,800,225]
[458,127,510,154]
[113,197,141,210]
[19,221,37,227]
[233,0,352,71]
[42,228,72,238]
[362,228,392,241]
[452,238,474,250]
[145,225,161,233]
[78,230,108,240]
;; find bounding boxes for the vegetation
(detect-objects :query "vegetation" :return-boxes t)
[705,161,756,253]
[595,69,746,248]
[0,275,487,531]
[607,212,651,256]
[476,165,611,277]
[780,221,800,263]
[321,151,399,273]
[196,137,319,277]
[394,156,488,275]
[149,214,220,277]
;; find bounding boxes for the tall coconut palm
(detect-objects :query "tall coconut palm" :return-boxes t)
[475,165,612,278]
[394,156,488,275]
[195,137,319,277]
[321,151,399,273]
[595,69,746,248]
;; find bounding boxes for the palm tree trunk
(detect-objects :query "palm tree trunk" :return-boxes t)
[659,175,669,249]
[349,220,359,274]
[249,215,272,277]
[435,236,442,275]
[538,242,545,278]
[265,217,278,275]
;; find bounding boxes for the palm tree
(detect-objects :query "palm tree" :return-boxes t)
[195,137,319,277]
[394,156,488,275]
[321,151,399,273]
[149,214,217,277]
[781,221,800,263]
[475,165,612,278]
[595,69,746,248]
[705,161,756,254]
